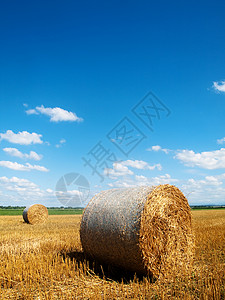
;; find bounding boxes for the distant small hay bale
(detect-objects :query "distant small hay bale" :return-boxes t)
[80,184,194,278]
[23,204,48,225]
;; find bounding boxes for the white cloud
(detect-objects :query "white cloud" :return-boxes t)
[217,137,225,144]
[56,138,66,148]
[56,190,83,197]
[0,176,55,206]
[55,189,89,207]
[213,81,225,93]
[108,173,178,188]
[28,151,42,161]
[135,175,148,181]
[147,145,170,154]
[0,130,43,145]
[135,175,149,185]
[26,105,83,122]
[26,108,39,115]
[137,173,178,186]
[3,148,42,161]
[105,162,134,178]
[151,145,161,151]
[0,176,38,187]
[184,177,220,190]
[175,148,225,169]
[0,176,41,195]
[104,159,162,179]
[0,176,90,207]
[181,174,225,204]
[0,161,49,172]
[108,173,225,204]
[183,174,225,190]
[108,180,136,188]
[122,159,162,170]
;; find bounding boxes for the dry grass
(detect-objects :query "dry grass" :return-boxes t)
[0,210,224,299]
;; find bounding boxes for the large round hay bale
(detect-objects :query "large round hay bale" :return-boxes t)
[23,204,48,225]
[80,184,194,277]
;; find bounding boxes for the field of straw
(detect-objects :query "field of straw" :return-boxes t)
[0,209,224,299]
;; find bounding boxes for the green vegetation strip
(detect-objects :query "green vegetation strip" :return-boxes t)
[0,208,83,216]
[1,206,225,215]
[191,206,225,210]
[48,209,83,215]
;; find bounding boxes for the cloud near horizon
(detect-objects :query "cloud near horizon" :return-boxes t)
[0,176,55,206]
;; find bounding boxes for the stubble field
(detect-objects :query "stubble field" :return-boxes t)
[0,209,224,299]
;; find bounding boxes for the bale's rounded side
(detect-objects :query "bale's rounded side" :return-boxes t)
[23,204,48,225]
[23,205,30,223]
[80,184,194,277]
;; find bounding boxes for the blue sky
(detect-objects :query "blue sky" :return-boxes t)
[1,0,225,207]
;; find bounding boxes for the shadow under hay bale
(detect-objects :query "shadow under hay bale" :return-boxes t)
[80,184,194,279]
[61,250,150,283]
[23,204,48,225]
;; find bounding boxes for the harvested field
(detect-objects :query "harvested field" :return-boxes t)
[0,210,224,299]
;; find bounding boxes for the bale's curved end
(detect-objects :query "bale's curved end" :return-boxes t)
[23,204,48,225]
[80,184,194,277]
[140,184,194,277]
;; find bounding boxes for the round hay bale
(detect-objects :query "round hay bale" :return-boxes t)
[80,184,194,277]
[23,204,48,225]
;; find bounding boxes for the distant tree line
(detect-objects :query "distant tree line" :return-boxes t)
[191,205,225,209]
[0,206,26,209]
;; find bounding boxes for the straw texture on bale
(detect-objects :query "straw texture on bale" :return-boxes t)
[80,184,194,277]
[23,204,48,225]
